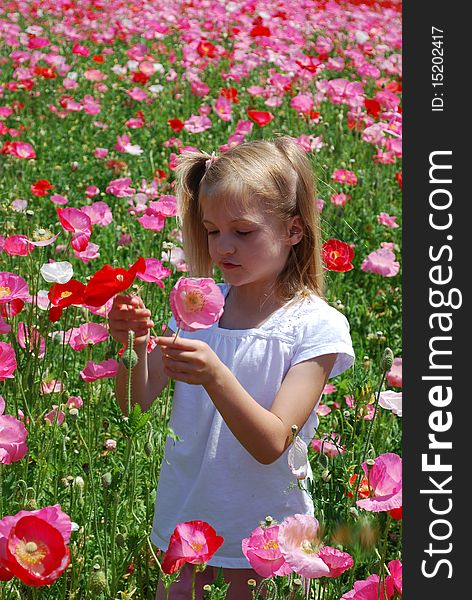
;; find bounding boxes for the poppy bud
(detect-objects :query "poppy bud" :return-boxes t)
[121,347,138,369]
[317,453,329,469]
[381,347,394,372]
[90,564,108,594]
[101,472,112,489]
[116,533,126,548]
[293,578,302,588]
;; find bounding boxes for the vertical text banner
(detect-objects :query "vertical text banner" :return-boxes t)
[404,3,467,597]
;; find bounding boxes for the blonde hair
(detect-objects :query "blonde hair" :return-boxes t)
[174,136,324,300]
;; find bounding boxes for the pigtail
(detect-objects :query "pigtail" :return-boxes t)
[273,137,325,299]
[174,153,213,277]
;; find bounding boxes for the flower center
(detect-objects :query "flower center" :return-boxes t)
[329,251,340,261]
[190,542,203,553]
[116,274,124,282]
[300,539,321,555]
[0,286,11,299]
[60,291,73,299]
[262,540,279,550]
[15,539,48,568]
[181,290,205,312]
[33,228,52,241]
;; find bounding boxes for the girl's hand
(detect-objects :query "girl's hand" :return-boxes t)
[155,336,223,386]
[108,294,154,346]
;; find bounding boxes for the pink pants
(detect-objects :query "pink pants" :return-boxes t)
[155,564,264,600]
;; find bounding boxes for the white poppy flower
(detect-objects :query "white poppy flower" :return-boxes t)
[40,261,73,284]
[288,436,312,481]
[379,390,402,417]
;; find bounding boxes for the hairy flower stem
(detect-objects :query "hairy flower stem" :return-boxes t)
[354,369,387,503]
[191,565,196,600]
[127,330,134,416]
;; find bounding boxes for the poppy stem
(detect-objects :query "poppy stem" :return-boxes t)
[191,564,196,600]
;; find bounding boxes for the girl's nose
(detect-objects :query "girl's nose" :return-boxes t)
[217,235,235,255]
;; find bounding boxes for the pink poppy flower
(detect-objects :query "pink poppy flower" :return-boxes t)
[290,93,314,114]
[0,343,17,381]
[44,405,65,426]
[56,208,92,252]
[81,202,112,227]
[74,242,100,264]
[344,395,375,420]
[161,520,224,574]
[330,193,350,207]
[316,403,331,416]
[323,383,336,395]
[340,573,395,600]
[67,323,109,351]
[0,407,28,464]
[184,115,212,134]
[85,186,100,198]
[0,504,71,585]
[389,559,402,595]
[50,194,69,205]
[0,316,11,334]
[332,169,358,185]
[80,358,119,382]
[377,213,399,228]
[356,453,402,513]
[278,515,353,579]
[169,277,225,332]
[17,323,45,358]
[379,391,402,417]
[4,141,36,159]
[106,177,135,197]
[94,148,109,159]
[0,273,30,304]
[3,235,34,256]
[214,95,232,121]
[310,433,345,458]
[361,248,400,277]
[242,524,293,578]
[66,396,83,409]
[386,357,402,388]
[127,87,148,101]
[136,258,172,288]
[40,379,63,395]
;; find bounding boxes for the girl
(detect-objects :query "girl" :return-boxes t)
[110,137,355,599]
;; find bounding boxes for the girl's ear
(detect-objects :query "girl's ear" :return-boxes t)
[286,216,304,246]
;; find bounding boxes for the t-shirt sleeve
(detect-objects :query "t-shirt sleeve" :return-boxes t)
[166,313,177,332]
[291,303,355,378]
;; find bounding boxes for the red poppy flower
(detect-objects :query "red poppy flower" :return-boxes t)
[197,41,217,58]
[220,87,239,103]
[162,520,224,574]
[92,54,104,63]
[56,207,92,252]
[131,71,149,85]
[346,474,370,499]
[388,507,402,520]
[247,110,274,127]
[34,65,56,79]
[0,141,36,159]
[250,25,272,37]
[395,172,402,190]
[31,180,54,197]
[364,98,381,118]
[322,239,354,272]
[47,279,86,322]
[167,118,185,133]
[3,515,70,586]
[81,257,146,307]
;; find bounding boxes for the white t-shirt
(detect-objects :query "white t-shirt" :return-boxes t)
[150,284,355,568]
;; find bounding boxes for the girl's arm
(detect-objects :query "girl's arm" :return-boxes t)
[156,336,336,464]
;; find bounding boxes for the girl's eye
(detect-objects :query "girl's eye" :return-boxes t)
[236,231,252,236]
[207,231,218,236]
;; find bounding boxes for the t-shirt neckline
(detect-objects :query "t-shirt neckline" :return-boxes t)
[216,284,299,333]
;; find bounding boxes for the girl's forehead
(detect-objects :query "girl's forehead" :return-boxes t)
[199,191,266,223]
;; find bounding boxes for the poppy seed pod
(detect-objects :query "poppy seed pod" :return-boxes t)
[121,347,138,369]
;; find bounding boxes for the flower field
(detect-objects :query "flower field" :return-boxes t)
[0,0,402,598]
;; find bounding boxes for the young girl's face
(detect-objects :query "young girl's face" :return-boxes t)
[200,194,298,290]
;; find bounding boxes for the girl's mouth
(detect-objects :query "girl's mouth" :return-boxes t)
[221,262,240,269]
